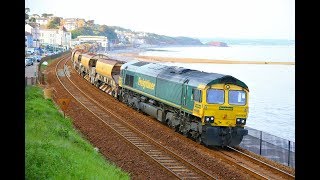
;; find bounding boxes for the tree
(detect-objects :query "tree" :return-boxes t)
[25,8,30,23]
[71,27,94,39]
[98,26,118,43]
[30,17,36,22]
[47,17,61,29]
[41,13,53,18]
[105,28,118,43]
[52,17,61,25]
[86,20,94,27]
[47,22,58,29]
[98,25,107,33]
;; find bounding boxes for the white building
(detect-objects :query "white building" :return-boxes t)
[79,36,108,48]
[61,18,86,31]
[39,26,72,49]
[25,32,33,48]
[70,36,108,50]
[36,17,49,26]
[25,23,40,48]
[61,18,77,31]
[64,22,76,31]
[77,36,107,43]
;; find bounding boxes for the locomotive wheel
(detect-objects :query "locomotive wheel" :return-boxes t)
[118,94,123,102]
[174,125,179,132]
[122,93,129,104]
[196,135,202,144]
[167,121,177,131]
[182,131,190,138]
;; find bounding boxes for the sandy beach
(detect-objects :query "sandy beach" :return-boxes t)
[113,52,295,65]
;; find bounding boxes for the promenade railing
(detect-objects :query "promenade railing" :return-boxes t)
[239,126,295,168]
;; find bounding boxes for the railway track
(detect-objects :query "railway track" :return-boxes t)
[50,54,295,179]
[55,55,217,179]
[224,146,295,179]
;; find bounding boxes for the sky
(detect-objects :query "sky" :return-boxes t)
[26,0,295,40]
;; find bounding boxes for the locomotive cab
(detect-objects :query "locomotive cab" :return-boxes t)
[193,83,249,146]
[197,84,248,127]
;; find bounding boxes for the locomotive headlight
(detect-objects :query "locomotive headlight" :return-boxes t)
[236,118,246,125]
[209,116,214,123]
[205,116,214,123]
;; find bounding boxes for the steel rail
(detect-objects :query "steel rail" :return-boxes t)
[55,55,217,179]
[227,146,295,179]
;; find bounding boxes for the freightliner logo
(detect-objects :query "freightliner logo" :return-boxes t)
[138,77,155,90]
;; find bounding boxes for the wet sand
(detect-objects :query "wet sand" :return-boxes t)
[116,52,295,65]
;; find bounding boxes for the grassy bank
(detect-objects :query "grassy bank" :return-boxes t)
[25,86,130,179]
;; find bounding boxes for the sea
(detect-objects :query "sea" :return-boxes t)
[137,39,295,142]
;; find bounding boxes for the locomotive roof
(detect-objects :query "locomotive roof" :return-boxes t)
[123,60,249,90]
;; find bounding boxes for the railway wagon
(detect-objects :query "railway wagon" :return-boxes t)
[93,56,124,96]
[71,51,125,96]
[71,43,95,70]
[71,49,83,71]
[78,53,95,77]
[119,60,249,146]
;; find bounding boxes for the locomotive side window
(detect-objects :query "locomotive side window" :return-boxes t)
[207,89,224,104]
[192,89,202,102]
[229,90,246,105]
[125,74,134,87]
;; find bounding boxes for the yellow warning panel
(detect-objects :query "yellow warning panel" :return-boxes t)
[57,98,71,111]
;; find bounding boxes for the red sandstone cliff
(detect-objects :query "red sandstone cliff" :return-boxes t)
[206,41,228,47]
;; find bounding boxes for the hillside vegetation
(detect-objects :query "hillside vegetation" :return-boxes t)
[71,25,203,45]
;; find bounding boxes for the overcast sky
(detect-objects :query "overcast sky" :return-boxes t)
[26,0,295,40]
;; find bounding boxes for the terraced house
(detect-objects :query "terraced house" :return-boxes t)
[39,26,72,50]
[25,23,40,48]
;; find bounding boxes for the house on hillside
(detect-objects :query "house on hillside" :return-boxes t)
[60,18,85,31]
[25,23,40,48]
[25,32,33,48]
[39,26,72,50]
[36,17,49,26]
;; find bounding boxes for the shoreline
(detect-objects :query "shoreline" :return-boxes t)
[115,52,295,65]
[102,46,295,65]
